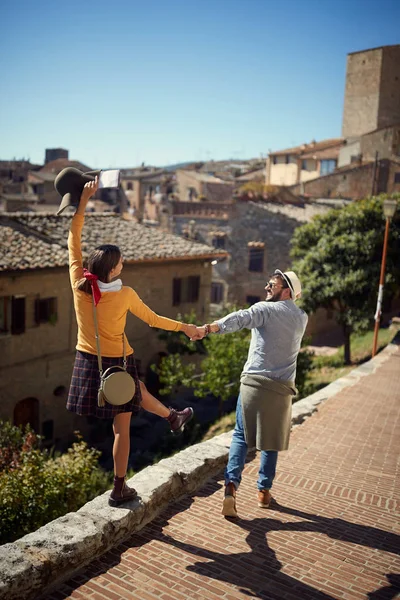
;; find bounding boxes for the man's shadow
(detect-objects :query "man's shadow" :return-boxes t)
[271,502,400,555]
[42,480,400,600]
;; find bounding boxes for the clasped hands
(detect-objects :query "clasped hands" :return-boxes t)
[182,324,208,341]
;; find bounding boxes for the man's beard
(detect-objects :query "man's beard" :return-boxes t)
[266,289,284,303]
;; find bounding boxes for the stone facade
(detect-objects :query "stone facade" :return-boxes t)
[0,257,212,448]
[360,125,400,161]
[290,159,400,200]
[0,211,222,447]
[176,170,234,203]
[266,139,344,186]
[342,45,400,139]
[166,198,338,310]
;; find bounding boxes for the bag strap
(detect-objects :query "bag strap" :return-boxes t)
[90,292,127,376]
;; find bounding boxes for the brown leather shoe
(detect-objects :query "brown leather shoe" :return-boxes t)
[222,482,238,517]
[109,476,138,507]
[257,489,272,508]
[167,407,194,433]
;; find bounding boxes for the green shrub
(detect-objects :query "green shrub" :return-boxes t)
[0,422,111,544]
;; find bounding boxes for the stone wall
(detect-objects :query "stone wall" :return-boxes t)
[290,162,376,200]
[342,47,383,138]
[360,125,400,161]
[342,45,400,139]
[169,200,335,308]
[1,336,398,600]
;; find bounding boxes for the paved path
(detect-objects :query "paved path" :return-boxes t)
[45,344,400,600]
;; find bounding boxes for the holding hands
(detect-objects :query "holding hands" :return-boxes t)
[181,323,216,341]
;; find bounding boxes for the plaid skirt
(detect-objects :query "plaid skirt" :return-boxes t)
[67,351,142,419]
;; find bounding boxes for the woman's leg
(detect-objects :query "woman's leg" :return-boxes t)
[112,411,132,477]
[139,381,170,418]
[139,381,194,432]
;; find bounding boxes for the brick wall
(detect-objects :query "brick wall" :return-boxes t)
[290,162,376,199]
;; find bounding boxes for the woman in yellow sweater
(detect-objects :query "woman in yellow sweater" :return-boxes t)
[67,178,196,507]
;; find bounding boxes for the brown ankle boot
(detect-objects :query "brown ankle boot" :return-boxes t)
[109,476,137,507]
[166,407,194,433]
[257,489,272,508]
[222,482,238,517]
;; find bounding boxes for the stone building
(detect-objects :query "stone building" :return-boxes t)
[176,170,234,203]
[266,139,344,186]
[120,167,174,222]
[0,212,226,447]
[341,45,400,140]
[290,157,400,200]
[45,148,69,164]
[163,195,342,340]
[288,45,400,200]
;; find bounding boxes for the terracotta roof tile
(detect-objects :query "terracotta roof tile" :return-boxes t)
[0,213,226,273]
[270,138,344,157]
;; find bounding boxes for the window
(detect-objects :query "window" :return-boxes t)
[11,296,26,335]
[188,186,197,200]
[394,172,400,184]
[173,278,182,306]
[14,397,39,432]
[126,181,133,191]
[173,276,200,305]
[248,243,265,273]
[246,295,260,306]
[42,419,54,442]
[211,282,224,304]
[212,234,226,249]
[301,159,307,171]
[320,159,337,176]
[272,156,278,165]
[285,154,290,164]
[35,297,57,325]
[0,296,26,335]
[0,296,11,334]
[187,276,200,302]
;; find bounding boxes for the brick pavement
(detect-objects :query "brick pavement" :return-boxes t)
[44,344,400,600]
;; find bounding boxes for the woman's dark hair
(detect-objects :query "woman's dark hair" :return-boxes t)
[77,244,121,294]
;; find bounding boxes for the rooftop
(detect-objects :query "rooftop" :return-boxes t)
[177,169,233,185]
[270,138,344,157]
[0,213,226,273]
[38,159,92,175]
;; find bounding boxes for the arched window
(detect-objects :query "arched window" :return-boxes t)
[126,181,133,191]
[13,397,39,432]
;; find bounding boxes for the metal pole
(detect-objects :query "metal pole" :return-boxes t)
[372,217,391,357]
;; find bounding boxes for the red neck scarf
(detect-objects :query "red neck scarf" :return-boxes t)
[83,269,101,306]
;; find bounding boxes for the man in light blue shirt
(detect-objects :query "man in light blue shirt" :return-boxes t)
[194,269,308,517]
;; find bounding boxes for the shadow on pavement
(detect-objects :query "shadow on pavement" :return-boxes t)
[41,482,399,600]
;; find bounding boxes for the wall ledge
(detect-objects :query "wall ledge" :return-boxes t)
[0,335,398,600]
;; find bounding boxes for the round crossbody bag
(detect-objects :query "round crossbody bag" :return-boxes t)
[90,291,136,407]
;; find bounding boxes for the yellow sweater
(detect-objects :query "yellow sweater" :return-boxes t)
[68,214,183,357]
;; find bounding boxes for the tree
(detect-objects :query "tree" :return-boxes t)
[153,308,314,414]
[291,195,400,364]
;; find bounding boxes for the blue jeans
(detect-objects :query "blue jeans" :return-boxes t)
[225,395,278,491]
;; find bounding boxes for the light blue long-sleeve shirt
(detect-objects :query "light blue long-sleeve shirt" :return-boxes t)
[216,300,308,382]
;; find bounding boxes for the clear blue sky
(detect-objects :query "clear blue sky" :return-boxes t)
[1,0,399,168]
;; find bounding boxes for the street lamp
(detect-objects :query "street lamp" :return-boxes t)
[372,198,398,357]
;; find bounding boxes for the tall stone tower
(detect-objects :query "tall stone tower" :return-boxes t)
[341,45,400,139]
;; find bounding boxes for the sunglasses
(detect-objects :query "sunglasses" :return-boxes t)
[265,281,282,290]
